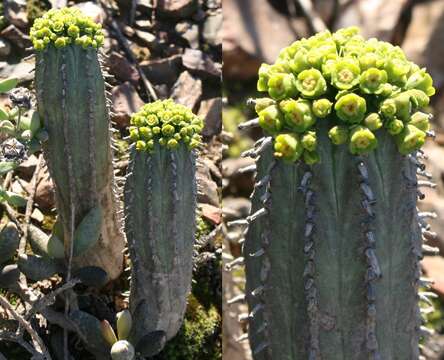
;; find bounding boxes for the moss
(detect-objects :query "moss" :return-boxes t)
[154,295,221,360]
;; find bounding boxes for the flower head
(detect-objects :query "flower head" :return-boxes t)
[328,125,349,145]
[280,99,315,133]
[409,112,430,132]
[331,59,361,90]
[273,133,304,162]
[334,93,367,123]
[296,69,327,98]
[395,124,426,155]
[129,100,203,152]
[312,98,333,118]
[30,7,104,51]
[359,68,387,94]
[349,126,377,155]
[406,69,435,97]
[258,105,283,135]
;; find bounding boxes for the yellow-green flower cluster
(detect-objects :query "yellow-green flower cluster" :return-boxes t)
[30,7,104,51]
[254,27,436,163]
[128,99,203,152]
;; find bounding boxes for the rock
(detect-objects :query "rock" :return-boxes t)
[111,82,144,128]
[202,12,222,46]
[4,0,28,29]
[222,0,307,79]
[422,256,444,298]
[175,21,200,49]
[134,30,156,47]
[140,55,182,87]
[221,158,255,195]
[182,48,221,78]
[205,0,221,10]
[221,157,255,179]
[403,0,444,89]
[135,19,153,31]
[197,161,219,207]
[0,39,11,58]
[222,196,251,220]
[170,71,202,110]
[108,52,140,85]
[200,203,222,225]
[158,0,198,19]
[16,154,39,179]
[74,2,106,24]
[198,98,222,138]
[0,61,34,84]
[35,167,55,211]
[0,25,31,50]
[31,208,44,223]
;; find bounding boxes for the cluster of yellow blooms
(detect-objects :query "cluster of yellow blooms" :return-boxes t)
[30,7,104,51]
[129,100,204,152]
[254,27,435,164]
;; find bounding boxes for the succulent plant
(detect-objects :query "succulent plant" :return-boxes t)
[32,7,124,280]
[236,27,437,359]
[124,100,203,355]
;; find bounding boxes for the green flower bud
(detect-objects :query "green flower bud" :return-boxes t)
[254,98,275,114]
[273,133,303,162]
[364,113,383,131]
[385,58,411,85]
[407,89,430,108]
[67,24,79,37]
[110,340,135,360]
[257,64,271,92]
[406,69,435,96]
[303,150,320,165]
[146,115,159,126]
[395,124,426,155]
[129,128,139,142]
[334,93,366,124]
[146,139,154,150]
[116,310,132,341]
[385,118,404,135]
[328,125,349,145]
[101,320,118,346]
[51,21,64,33]
[167,138,179,149]
[380,98,397,119]
[392,92,412,121]
[359,68,387,94]
[280,99,315,133]
[268,73,298,101]
[152,126,161,135]
[258,105,283,135]
[289,49,310,74]
[295,69,327,98]
[312,98,332,118]
[301,131,317,151]
[379,83,394,97]
[409,112,430,132]
[349,126,378,155]
[54,37,67,48]
[139,127,152,140]
[161,124,175,136]
[135,140,146,151]
[331,59,361,90]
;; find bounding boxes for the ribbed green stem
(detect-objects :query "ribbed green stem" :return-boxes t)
[124,143,197,350]
[245,121,422,359]
[34,45,124,280]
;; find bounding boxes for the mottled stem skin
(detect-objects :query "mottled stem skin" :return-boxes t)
[245,120,421,359]
[34,45,124,280]
[124,143,197,347]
